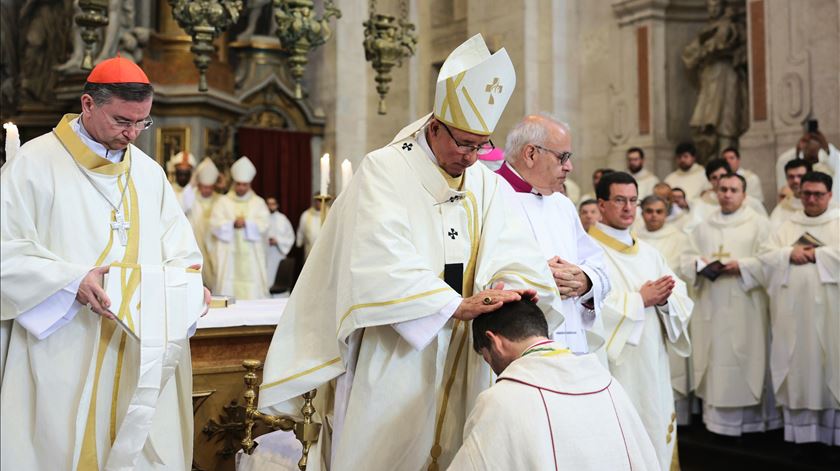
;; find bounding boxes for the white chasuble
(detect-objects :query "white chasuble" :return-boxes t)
[209,191,271,299]
[636,223,700,425]
[588,223,693,471]
[258,116,563,471]
[0,114,203,470]
[740,208,840,445]
[448,343,659,471]
[690,207,778,435]
[502,187,609,357]
[187,193,220,291]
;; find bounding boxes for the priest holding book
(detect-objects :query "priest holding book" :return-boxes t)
[740,171,839,446]
[0,57,208,470]
[688,173,779,436]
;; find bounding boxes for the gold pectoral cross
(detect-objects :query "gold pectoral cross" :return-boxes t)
[711,244,730,260]
[485,77,502,105]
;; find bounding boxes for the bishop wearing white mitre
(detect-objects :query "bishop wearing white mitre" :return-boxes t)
[257,34,562,471]
[189,157,221,290]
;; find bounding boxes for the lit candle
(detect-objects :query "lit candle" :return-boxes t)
[4,122,20,161]
[320,153,330,196]
[341,159,353,193]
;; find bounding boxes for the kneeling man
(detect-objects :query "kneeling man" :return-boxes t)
[448,299,659,471]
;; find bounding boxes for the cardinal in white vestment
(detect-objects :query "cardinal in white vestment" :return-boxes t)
[688,174,781,436]
[637,195,700,426]
[296,196,322,261]
[169,150,197,213]
[448,299,659,471]
[496,114,610,359]
[664,143,708,200]
[588,171,693,470]
[210,156,271,300]
[627,146,660,199]
[265,196,295,287]
[0,58,207,471]
[740,172,840,446]
[258,34,564,471]
[189,157,221,291]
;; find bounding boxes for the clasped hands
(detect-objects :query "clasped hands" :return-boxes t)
[453,282,538,321]
[790,245,816,265]
[640,275,675,307]
[234,217,246,229]
[75,264,213,320]
[548,256,590,299]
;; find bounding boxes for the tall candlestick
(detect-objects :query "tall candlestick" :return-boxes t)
[319,153,330,195]
[341,159,353,194]
[3,122,20,161]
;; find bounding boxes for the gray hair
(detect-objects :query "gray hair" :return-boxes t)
[504,113,571,164]
[83,82,154,105]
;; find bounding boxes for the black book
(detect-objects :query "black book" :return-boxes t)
[793,232,824,248]
[698,260,726,281]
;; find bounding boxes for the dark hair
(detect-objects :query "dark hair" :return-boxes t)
[801,171,833,192]
[593,168,615,178]
[721,147,740,158]
[83,82,154,105]
[472,299,548,353]
[675,142,696,157]
[719,172,747,192]
[784,159,813,174]
[641,195,667,209]
[579,198,598,209]
[596,171,637,200]
[627,147,645,159]
[671,187,686,196]
[704,158,732,180]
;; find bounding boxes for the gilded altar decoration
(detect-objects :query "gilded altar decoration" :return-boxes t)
[76,0,111,70]
[273,0,342,99]
[168,0,245,92]
[363,0,417,115]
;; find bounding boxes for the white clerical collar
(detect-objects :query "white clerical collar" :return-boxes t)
[416,126,438,168]
[71,116,126,163]
[595,222,633,246]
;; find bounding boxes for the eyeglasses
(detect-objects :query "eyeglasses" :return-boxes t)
[607,197,638,207]
[439,121,495,155]
[533,145,572,165]
[801,190,828,199]
[98,107,153,131]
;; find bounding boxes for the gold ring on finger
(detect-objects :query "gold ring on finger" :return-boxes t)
[482,296,493,305]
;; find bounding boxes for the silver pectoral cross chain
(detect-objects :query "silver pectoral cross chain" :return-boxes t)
[111,209,131,246]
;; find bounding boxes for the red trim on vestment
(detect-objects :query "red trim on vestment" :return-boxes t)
[496,377,612,396]
[496,162,533,193]
[538,389,559,471]
[607,386,633,470]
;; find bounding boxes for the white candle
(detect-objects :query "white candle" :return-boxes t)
[341,159,353,193]
[4,122,20,161]
[320,153,330,196]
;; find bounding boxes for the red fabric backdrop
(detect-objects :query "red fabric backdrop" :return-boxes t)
[236,127,313,230]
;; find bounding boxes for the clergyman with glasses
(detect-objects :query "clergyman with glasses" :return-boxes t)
[587,170,694,470]
[495,114,611,362]
[258,34,562,470]
[1,57,210,470]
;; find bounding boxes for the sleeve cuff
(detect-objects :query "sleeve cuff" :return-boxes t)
[17,275,85,340]
[243,221,261,242]
[212,223,234,242]
[392,297,461,350]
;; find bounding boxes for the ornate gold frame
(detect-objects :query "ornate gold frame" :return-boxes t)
[155,126,191,166]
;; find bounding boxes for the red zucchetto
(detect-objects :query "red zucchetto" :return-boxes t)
[86,56,150,84]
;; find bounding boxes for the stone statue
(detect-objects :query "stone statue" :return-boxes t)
[57,0,142,71]
[1,0,21,115]
[20,0,73,102]
[682,0,748,161]
[236,0,276,41]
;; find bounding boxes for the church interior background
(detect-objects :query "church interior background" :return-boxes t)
[1,0,838,470]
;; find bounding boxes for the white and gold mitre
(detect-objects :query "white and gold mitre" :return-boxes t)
[196,157,219,185]
[433,34,516,136]
[231,156,257,183]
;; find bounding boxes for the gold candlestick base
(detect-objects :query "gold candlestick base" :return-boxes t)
[315,194,333,226]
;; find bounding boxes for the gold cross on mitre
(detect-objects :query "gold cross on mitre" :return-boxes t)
[711,244,730,260]
[485,77,502,105]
